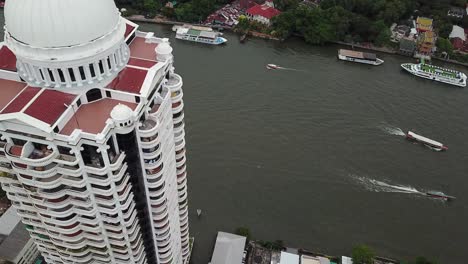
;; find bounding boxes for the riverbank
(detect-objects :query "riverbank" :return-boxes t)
[127,15,281,41]
[128,15,468,68]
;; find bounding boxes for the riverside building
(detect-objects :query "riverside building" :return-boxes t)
[0,0,190,263]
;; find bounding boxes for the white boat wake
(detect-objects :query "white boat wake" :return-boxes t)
[351,175,421,194]
[378,123,405,136]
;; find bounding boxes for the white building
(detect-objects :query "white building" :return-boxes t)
[0,0,190,264]
[0,206,41,264]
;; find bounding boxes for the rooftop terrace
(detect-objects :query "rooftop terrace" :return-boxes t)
[60,98,137,135]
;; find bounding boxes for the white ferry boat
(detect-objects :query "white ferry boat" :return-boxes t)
[173,25,227,45]
[338,49,384,65]
[401,62,467,87]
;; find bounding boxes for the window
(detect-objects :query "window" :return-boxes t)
[86,89,102,102]
[89,64,96,77]
[68,68,76,82]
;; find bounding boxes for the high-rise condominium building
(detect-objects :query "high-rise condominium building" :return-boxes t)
[0,1,190,263]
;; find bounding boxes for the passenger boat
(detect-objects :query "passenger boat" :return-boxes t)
[406,131,448,151]
[425,191,455,201]
[173,25,227,45]
[338,49,384,65]
[401,62,467,87]
[266,64,279,70]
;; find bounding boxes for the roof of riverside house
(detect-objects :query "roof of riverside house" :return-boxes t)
[449,25,466,41]
[416,17,433,31]
[246,3,281,19]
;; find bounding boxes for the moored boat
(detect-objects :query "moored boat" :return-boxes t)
[401,62,467,87]
[173,24,227,45]
[406,131,448,151]
[425,191,455,201]
[338,49,384,66]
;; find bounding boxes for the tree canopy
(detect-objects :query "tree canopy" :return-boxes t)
[351,245,375,264]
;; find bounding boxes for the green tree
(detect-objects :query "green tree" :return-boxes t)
[235,227,251,241]
[351,245,375,264]
[236,15,250,33]
[436,37,454,56]
[143,0,160,16]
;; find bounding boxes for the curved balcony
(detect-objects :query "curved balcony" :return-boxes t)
[156,227,171,242]
[146,169,164,186]
[172,101,184,114]
[57,164,83,176]
[175,138,185,151]
[144,154,163,170]
[142,150,162,164]
[150,193,167,208]
[140,134,160,149]
[174,130,185,144]
[175,148,186,159]
[138,118,159,138]
[54,153,79,166]
[171,90,183,102]
[172,111,184,124]
[5,142,58,167]
[109,152,125,171]
[153,213,169,229]
[175,155,186,168]
[165,73,182,91]
[179,213,189,227]
[148,183,166,200]
[177,172,187,185]
[152,206,168,221]
[159,252,173,264]
[38,185,90,200]
[158,247,173,262]
[178,190,188,203]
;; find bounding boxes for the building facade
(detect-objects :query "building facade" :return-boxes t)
[0,1,190,264]
[0,206,41,264]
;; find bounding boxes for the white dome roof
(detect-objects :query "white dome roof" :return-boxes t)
[155,39,173,55]
[5,0,120,48]
[110,104,133,121]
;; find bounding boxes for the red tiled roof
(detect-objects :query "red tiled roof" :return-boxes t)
[24,90,76,125]
[128,58,157,68]
[451,38,464,50]
[2,87,41,114]
[246,4,281,19]
[0,79,27,111]
[125,23,136,39]
[107,67,148,94]
[0,46,17,72]
[129,37,158,61]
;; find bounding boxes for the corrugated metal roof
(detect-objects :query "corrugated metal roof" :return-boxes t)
[0,206,21,236]
[210,232,246,264]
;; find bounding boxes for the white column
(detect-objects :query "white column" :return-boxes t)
[52,69,61,88]
[63,68,72,88]
[103,57,111,76]
[24,64,35,82]
[41,67,52,87]
[109,53,117,72]
[84,65,93,84]
[31,66,42,85]
[94,61,103,81]
[16,61,27,78]
[72,67,83,87]
[115,49,123,67]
